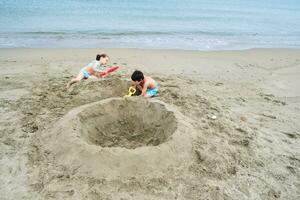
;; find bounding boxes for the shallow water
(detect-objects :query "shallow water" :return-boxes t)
[0,0,299,49]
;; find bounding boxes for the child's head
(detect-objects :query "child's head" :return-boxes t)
[131,70,144,84]
[96,54,109,65]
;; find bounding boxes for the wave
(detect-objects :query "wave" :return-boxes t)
[0,30,288,37]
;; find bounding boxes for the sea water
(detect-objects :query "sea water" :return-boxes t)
[0,0,299,49]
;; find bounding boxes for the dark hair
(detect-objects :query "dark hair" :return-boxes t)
[131,70,144,81]
[96,53,108,61]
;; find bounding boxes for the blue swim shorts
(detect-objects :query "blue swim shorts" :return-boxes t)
[146,87,158,97]
[80,68,90,79]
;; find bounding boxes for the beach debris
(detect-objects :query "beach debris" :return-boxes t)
[281,131,299,139]
[258,92,287,105]
[235,127,248,134]
[210,115,217,120]
[215,82,224,86]
[261,113,277,119]
[195,150,206,162]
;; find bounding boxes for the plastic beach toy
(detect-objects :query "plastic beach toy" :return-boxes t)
[123,87,136,98]
[98,66,119,77]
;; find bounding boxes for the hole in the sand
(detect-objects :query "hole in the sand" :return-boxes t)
[78,99,177,149]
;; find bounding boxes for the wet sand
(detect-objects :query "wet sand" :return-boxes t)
[0,48,299,199]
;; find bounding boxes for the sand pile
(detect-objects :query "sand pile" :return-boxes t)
[43,97,196,179]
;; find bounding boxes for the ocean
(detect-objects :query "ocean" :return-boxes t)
[0,0,299,50]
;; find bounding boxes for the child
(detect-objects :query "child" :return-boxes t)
[131,70,158,97]
[66,54,109,88]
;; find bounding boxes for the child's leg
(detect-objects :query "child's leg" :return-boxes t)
[88,75,97,80]
[144,93,151,98]
[66,72,84,88]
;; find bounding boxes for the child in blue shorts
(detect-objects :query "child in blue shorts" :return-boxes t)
[131,70,158,97]
[66,54,109,88]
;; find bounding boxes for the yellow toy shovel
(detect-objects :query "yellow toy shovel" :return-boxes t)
[123,86,136,98]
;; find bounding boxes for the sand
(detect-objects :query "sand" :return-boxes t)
[0,48,299,199]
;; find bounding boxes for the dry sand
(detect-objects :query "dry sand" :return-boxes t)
[0,48,299,199]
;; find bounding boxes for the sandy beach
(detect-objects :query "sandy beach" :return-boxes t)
[0,48,299,200]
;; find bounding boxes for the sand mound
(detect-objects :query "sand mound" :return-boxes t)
[79,98,177,149]
[68,78,133,103]
[16,77,133,133]
[44,97,196,179]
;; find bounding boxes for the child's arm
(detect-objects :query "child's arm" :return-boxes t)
[92,63,104,73]
[136,84,143,93]
[141,82,149,96]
